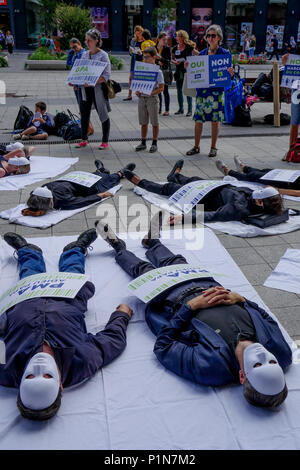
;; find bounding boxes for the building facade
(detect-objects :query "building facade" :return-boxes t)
[0,0,300,52]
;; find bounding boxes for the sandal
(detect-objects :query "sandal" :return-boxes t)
[163,111,169,116]
[186,146,200,156]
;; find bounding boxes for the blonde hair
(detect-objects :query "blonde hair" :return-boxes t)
[134,25,144,41]
[176,30,196,48]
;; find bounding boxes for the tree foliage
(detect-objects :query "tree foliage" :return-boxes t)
[152,0,178,33]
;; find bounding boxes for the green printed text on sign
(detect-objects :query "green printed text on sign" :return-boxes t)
[57,171,102,188]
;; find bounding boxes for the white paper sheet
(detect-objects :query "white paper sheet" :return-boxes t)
[0,185,122,229]
[0,156,78,190]
[264,249,300,294]
[134,184,300,237]
[0,230,299,450]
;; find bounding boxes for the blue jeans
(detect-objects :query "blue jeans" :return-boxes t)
[18,247,86,280]
[115,240,187,279]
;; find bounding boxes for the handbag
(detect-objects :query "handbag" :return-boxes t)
[162,64,173,86]
[183,73,197,98]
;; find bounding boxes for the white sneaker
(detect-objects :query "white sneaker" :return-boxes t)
[215,160,228,176]
[233,155,244,173]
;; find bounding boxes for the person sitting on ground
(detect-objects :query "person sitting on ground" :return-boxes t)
[216,156,300,198]
[22,161,135,217]
[123,160,284,224]
[95,213,292,409]
[0,156,30,178]
[0,229,132,421]
[13,102,54,141]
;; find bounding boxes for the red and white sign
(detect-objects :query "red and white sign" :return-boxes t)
[0,0,8,6]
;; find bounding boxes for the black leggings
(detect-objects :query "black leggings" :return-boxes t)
[79,87,110,142]
[228,166,300,190]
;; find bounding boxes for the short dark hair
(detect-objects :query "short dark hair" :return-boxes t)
[17,389,62,421]
[143,46,156,57]
[27,193,52,211]
[263,194,284,215]
[142,29,151,40]
[243,378,288,408]
[70,38,81,45]
[35,101,47,112]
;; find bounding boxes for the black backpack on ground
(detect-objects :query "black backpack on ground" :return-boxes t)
[232,105,252,127]
[14,105,33,131]
[57,121,81,140]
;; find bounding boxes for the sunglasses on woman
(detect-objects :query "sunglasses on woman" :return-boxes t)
[206,34,217,39]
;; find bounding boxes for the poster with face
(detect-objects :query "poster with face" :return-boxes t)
[191,8,213,49]
[298,22,300,43]
[91,7,109,39]
[266,25,285,51]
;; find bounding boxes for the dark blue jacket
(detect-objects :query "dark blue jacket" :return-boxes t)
[150,300,292,386]
[28,113,54,133]
[0,281,130,388]
[150,294,292,387]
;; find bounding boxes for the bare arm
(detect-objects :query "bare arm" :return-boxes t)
[277,188,300,197]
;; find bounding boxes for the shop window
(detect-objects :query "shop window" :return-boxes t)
[26,0,41,48]
[225,0,255,53]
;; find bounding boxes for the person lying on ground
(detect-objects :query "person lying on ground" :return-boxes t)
[0,156,30,178]
[0,229,132,421]
[216,156,300,198]
[22,160,135,217]
[95,212,291,409]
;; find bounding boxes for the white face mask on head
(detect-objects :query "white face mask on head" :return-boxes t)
[243,343,286,396]
[20,353,60,410]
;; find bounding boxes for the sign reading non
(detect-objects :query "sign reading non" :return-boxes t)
[187,54,232,89]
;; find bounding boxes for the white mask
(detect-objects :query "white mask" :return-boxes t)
[20,353,60,410]
[243,343,285,396]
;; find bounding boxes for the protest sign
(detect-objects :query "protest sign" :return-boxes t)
[0,272,88,316]
[66,59,107,87]
[260,169,300,183]
[281,55,300,89]
[57,171,102,188]
[187,54,232,89]
[130,62,159,96]
[169,180,227,214]
[128,264,214,303]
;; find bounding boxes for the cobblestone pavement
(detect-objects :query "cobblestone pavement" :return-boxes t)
[1,52,300,342]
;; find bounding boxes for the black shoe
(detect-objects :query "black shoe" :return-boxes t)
[4,232,42,253]
[94,160,110,174]
[123,169,140,185]
[186,111,192,117]
[95,220,126,252]
[119,163,136,178]
[175,110,184,115]
[142,211,163,249]
[63,229,98,253]
[167,159,184,181]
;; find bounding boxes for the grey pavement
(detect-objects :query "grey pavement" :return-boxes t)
[1,53,300,343]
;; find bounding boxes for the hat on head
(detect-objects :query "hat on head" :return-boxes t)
[32,186,53,198]
[252,187,279,200]
[6,142,24,151]
[8,157,30,167]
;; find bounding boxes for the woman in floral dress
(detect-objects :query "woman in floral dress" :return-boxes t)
[186,25,234,158]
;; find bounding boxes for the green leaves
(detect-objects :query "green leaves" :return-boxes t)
[55,4,93,49]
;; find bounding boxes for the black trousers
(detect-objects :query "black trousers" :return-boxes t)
[79,87,110,142]
[138,173,203,197]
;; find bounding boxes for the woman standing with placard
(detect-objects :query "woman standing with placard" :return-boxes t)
[186,25,234,158]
